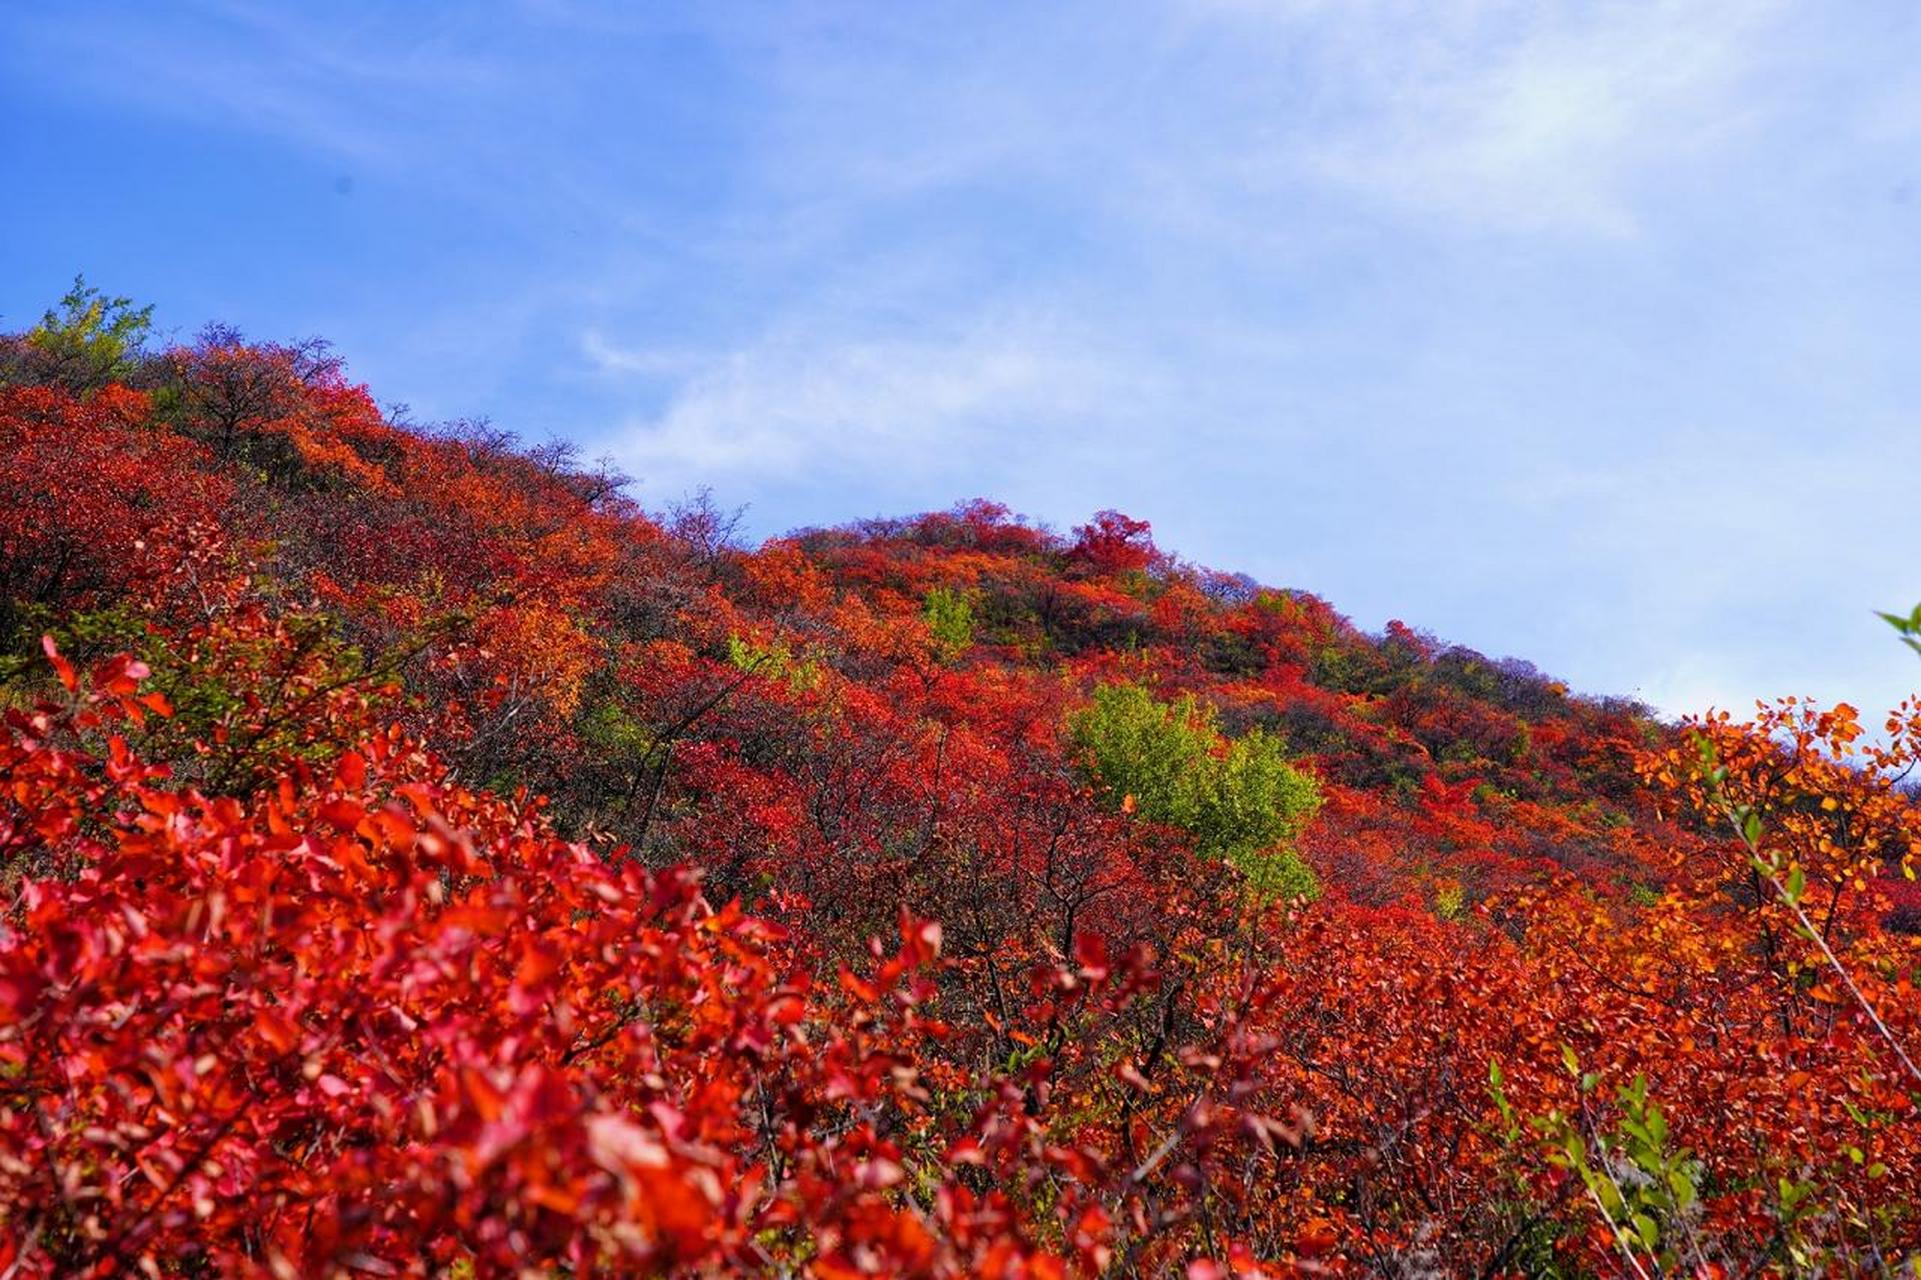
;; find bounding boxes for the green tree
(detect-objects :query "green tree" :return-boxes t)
[1067,682,1321,898]
[922,585,974,662]
[23,276,153,391]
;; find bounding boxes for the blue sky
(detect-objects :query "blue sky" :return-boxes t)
[4,1,1918,721]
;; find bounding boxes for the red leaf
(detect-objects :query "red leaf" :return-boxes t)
[42,635,76,692]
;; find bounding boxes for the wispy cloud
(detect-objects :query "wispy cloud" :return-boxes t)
[1186,0,1790,237]
[595,311,1143,497]
[4,2,504,169]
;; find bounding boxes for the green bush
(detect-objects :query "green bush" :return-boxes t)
[23,276,153,391]
[727,632,822,693]
[922,585,974,661]
[1067,682,1321,899]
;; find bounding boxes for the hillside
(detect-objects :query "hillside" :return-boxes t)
[3,288,1920,1276]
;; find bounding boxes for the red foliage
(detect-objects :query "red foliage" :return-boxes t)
[1067,511,1158,578]
[3,329,1920,1274]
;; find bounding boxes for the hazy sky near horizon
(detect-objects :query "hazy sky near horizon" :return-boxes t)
[4,1,1918,721]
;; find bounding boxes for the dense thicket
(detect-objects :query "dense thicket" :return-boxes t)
[3,284,1919,1276]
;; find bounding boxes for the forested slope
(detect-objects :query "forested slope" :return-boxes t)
[3,285,1919,1276]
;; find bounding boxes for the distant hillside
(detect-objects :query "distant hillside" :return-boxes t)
[3,283,1919,1276]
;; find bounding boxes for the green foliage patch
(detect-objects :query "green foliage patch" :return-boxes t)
[921,585,974,662]
[1066,681,1321,899]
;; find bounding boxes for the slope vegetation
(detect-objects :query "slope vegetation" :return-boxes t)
[3,287,1919,1276]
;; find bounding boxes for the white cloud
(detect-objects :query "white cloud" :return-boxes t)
[1211,0,1791,236]
[581,331,703,378]
[599,312,1144,494]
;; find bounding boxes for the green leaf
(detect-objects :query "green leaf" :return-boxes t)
[1597,1180,1625,1217]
